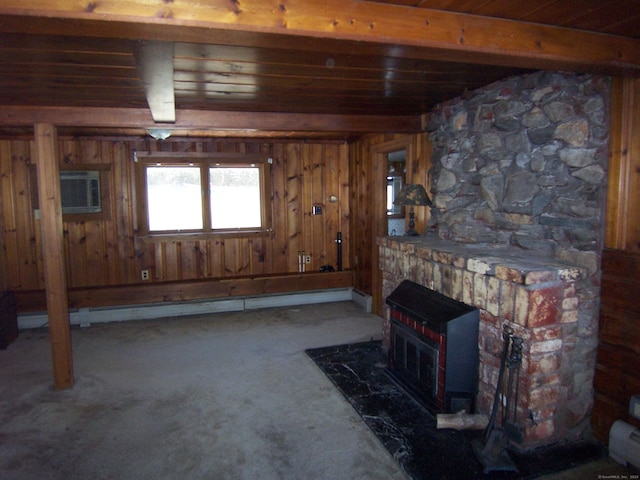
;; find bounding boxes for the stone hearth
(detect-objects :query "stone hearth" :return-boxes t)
[379,236,590,449]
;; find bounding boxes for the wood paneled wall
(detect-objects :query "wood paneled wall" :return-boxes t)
[607,77,640,253]
[592,249,640,441]
[349,131,431,311]
[0,137,350,310]
[592,77,640,442]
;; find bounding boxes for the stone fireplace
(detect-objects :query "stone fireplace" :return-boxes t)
[379,71,609,450]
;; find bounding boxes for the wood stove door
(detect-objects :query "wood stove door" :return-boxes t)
[391,320,439,402]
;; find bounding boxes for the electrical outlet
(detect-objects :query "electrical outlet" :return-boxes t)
[141,269,150,281]
[305,255,311,264]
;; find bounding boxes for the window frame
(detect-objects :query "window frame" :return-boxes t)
[134,152,272,240]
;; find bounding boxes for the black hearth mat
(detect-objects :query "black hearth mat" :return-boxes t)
[305,341,605,480]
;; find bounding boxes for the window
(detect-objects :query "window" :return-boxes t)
[136,153,271,237]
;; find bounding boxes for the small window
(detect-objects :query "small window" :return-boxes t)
[136,154,271,237]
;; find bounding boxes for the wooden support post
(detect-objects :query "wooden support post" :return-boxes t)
[34,123,73,389]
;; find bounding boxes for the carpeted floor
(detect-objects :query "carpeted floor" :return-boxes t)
[0,302,409,480]
[305,340,612,480]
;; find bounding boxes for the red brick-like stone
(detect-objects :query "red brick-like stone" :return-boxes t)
[525,269,558,285]
[463,271,474,305]
[468,258,493,275]
[561,310,579,323]
[530,339,562,354]
[452,255,466,268]
[499,281,516,321]
[562,296,578,311]
[451,268,463,302]
[529,385,560,410]
[474,273,488,309]
[480,309,501,329]
[524,418,555,445]
[495,265,525,284]
[486,276,501,316]
[527,285,563,327]
[528,373,561,390]
[514,287,529,326]
[432,250,452,264]
[530,326,561,342]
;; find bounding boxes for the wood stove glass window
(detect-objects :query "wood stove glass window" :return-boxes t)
[392,321,439,398]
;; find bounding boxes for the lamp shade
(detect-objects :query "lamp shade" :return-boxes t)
[394,184,431,206]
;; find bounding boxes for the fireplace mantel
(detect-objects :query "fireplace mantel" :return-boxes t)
[379,235,586,288]
[378,234,594,449]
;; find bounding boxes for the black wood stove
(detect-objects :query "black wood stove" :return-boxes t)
[386,280,480,414]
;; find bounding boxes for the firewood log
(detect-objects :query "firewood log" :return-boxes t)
[436,411,489,430]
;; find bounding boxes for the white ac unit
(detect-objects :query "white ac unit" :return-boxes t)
[60,170,101,214]
[610,420,640,469]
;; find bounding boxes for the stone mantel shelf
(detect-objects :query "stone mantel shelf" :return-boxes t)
[377,235,586,286]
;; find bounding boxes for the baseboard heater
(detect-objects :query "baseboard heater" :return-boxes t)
[610,420,640,469]
[17,288,356,330]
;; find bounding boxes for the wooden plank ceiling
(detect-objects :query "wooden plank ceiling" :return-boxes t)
[0,0,639,139]
[374,0,640,40]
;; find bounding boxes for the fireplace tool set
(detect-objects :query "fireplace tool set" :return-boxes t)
[473,324,524,474]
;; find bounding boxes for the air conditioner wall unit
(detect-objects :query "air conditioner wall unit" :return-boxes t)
[60,170,101,214]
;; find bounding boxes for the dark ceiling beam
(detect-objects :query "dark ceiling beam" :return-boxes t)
[0,106,422,133]
[133,40,175,123]
[0,0,639,75]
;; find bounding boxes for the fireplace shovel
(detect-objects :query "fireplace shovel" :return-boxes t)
[503,336,524,445]
[472,325,519,474]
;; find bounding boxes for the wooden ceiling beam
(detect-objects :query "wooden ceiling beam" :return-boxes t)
[133,40,176,123]
[0,106,422,133]
[0,0,639,75]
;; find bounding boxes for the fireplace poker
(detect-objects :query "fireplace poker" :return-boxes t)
[472,324,519,474]
[504,336,524,444]
[484,324,513,444]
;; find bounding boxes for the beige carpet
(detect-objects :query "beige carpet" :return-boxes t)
[0,301,409,480]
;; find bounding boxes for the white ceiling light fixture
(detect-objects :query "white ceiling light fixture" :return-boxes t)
[147,128,172,141]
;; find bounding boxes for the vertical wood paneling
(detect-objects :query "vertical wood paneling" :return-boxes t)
[1,137,353,300]
[310,145,325,268]
[120,142,136,282]
[285,143,302,272]
[14,142,39,289]
[0,141,20,289]
[0,143,6,291]
[270,143,288,272]
[163,242,180,281]
[209,238,224,277]
[324,144,340,269]
[607,77,640,253]
[349,132,431,307]
[592,249,640,440]
[338,143,350,271]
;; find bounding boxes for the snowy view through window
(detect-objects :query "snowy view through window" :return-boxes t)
[146,165,261,232]
[210,167,261,229]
